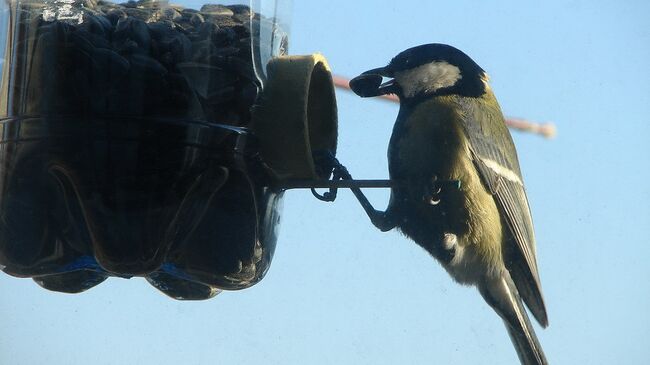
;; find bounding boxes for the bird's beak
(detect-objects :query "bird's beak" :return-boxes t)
[349,67,397,97]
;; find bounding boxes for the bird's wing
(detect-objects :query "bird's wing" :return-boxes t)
[458,96,548,327]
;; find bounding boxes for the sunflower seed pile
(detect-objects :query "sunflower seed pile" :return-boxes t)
[12,0,287,126]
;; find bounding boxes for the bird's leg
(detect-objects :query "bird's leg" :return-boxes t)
[332,163,397,232]
[348,184,397,232]
[310,150,397,231]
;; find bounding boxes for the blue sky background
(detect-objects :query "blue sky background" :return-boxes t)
[2,0,650,364]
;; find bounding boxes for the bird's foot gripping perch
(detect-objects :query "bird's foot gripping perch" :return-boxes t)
[309,150,396,231]
[308,151,462,232]
[425,176,462,206]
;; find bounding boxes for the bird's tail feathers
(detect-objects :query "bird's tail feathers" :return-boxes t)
[480,273,548,365]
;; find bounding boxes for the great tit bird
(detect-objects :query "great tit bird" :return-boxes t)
[346,43,548,365]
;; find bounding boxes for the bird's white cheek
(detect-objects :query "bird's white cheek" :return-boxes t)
[394,61,462,97]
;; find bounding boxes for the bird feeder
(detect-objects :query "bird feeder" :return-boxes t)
[0,0,339,300]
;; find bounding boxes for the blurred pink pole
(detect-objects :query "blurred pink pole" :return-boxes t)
[332,75,557,139]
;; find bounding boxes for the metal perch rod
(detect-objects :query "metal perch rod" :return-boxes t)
[278,179,461,190]
[278,179,394,190]
[332,75,557,139]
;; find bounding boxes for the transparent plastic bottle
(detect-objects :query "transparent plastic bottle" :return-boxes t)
[0,0,291,299]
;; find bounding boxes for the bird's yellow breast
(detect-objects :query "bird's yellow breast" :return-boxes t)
[389,96,504,275]
[391,97,467,180]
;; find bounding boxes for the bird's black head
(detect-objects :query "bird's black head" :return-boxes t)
[350,43,489,100]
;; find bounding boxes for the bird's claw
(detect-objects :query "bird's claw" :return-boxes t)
[424,176,462,205]
[423,176,442,205]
